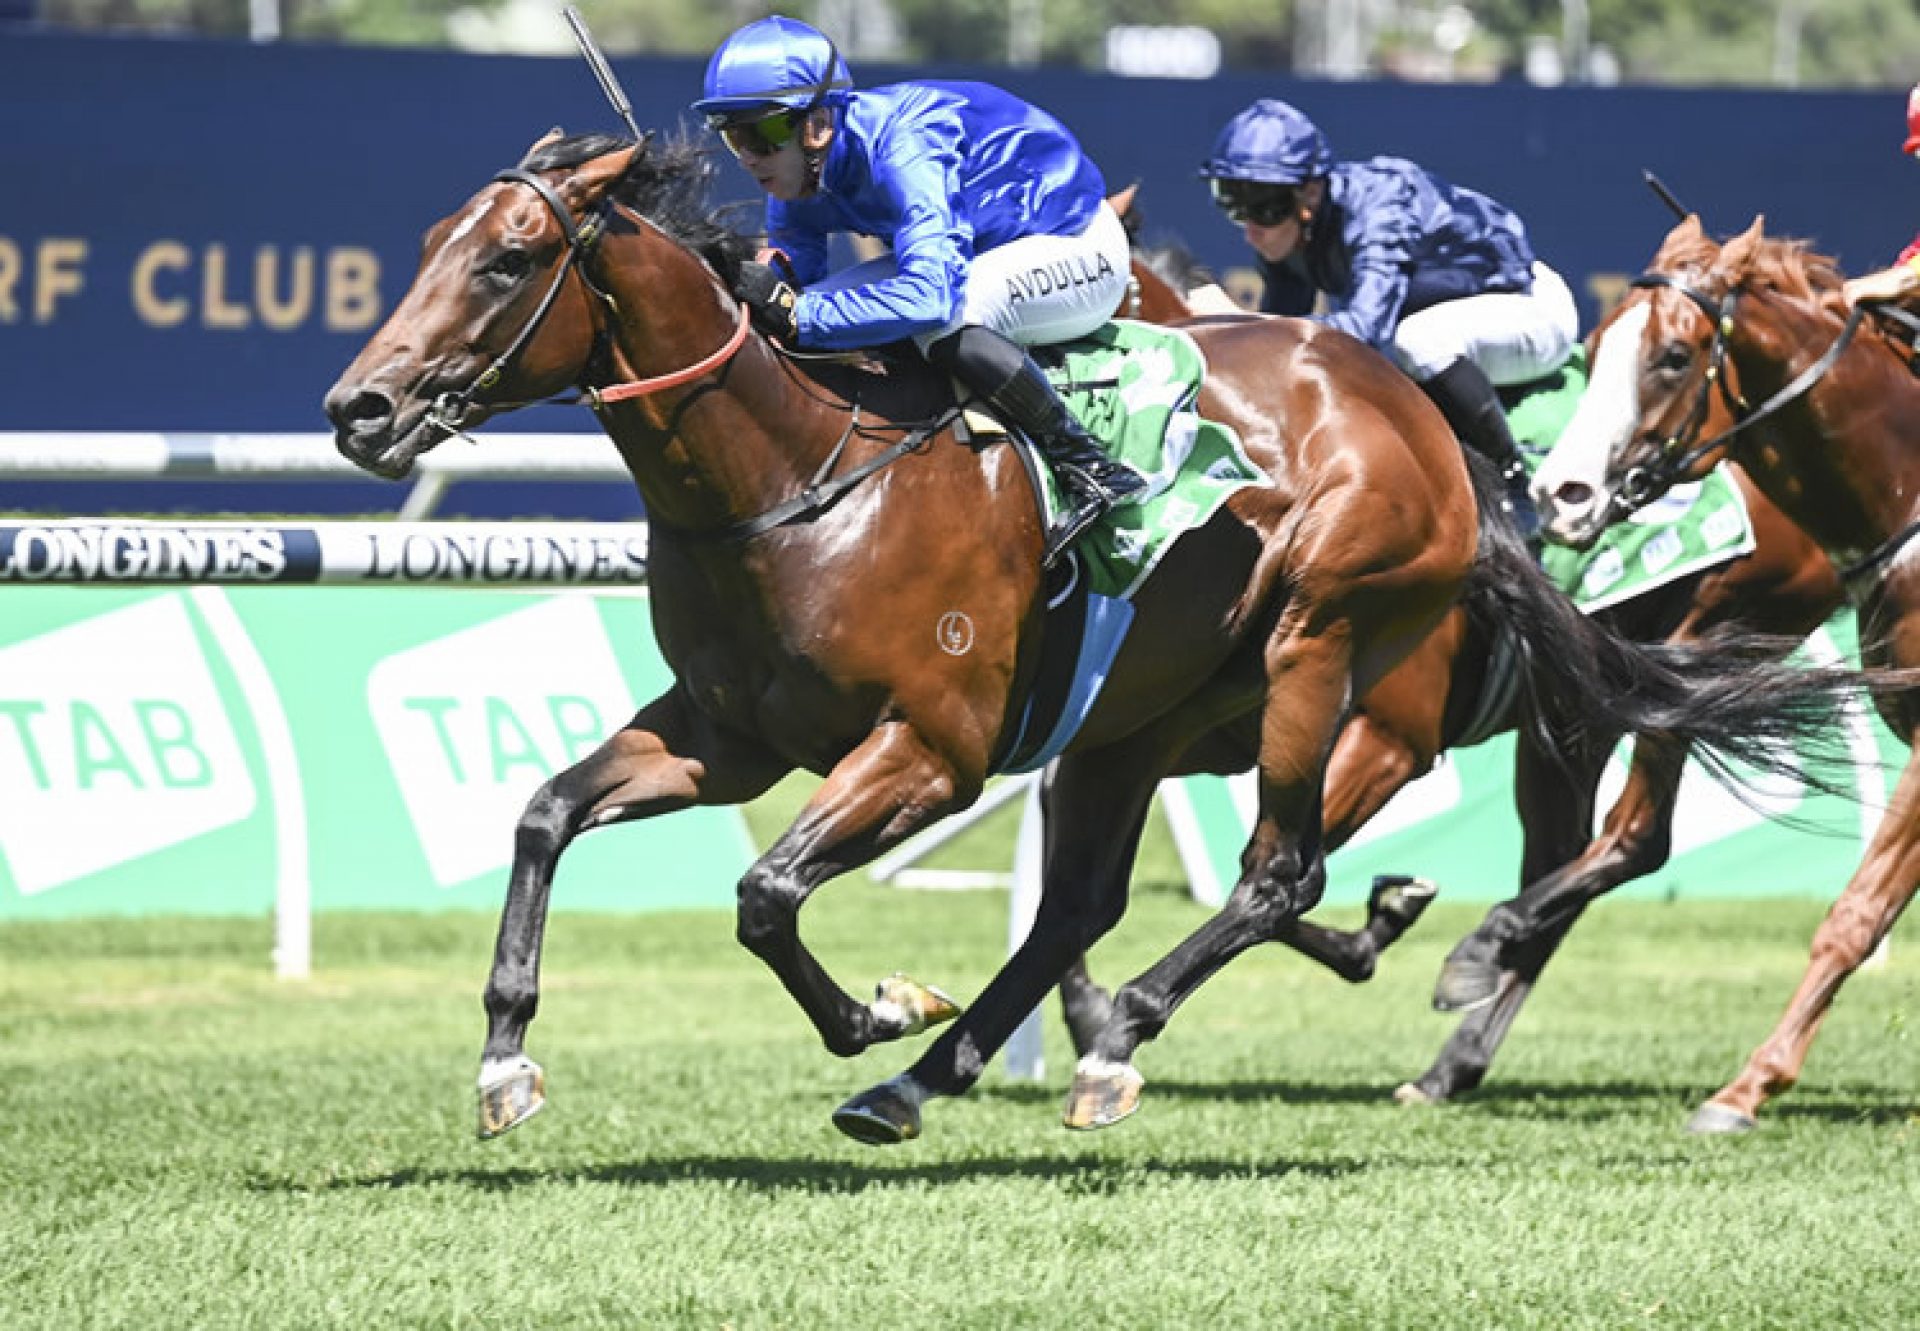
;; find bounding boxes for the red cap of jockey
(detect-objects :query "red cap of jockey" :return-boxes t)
[1904,83,1920,156]
[692,15,853,123]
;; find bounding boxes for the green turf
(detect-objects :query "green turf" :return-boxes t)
[2,875,1915,1329]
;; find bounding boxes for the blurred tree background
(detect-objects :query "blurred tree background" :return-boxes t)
[19,0,1920,88]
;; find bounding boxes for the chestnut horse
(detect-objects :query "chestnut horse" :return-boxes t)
[1100,248,1843,1107]
[326,136,1872,1145]
[1534,215,1920,1132]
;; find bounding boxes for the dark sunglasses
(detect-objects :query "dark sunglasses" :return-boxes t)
[1210,180,1298,228]
[707,109,801,159]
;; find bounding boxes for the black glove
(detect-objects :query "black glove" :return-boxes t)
[735,261,799,344]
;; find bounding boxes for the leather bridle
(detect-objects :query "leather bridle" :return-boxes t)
[423,165,750,439]
[1611,272,1864,520]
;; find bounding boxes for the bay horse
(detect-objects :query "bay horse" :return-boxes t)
[325,135,1874,1145]
[1090,244,1843,1108]
[1533,214,1920,1132]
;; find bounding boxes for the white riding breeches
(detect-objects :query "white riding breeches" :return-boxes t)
[1391,260,1580,387]
[809,203,1134,351]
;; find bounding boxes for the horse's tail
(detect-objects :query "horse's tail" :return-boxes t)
[1459,457,1878,797]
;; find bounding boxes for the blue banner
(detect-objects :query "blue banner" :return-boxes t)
[3,34,1914,474]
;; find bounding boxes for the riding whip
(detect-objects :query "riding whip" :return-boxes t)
[1641,170,1694,223]
[563,5,643,142]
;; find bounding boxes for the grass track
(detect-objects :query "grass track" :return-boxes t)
[2,881,1916,1329]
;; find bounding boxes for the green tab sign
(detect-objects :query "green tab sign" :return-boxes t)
[0,587,753,920]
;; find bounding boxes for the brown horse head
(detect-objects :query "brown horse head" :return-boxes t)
[325,133,648,479]
[1532,214,1893,558]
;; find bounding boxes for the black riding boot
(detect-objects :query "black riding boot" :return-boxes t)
[929,326,1148,566]
[1420,357,1542,543]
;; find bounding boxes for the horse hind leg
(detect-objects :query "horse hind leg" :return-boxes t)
[1065,627,1354,1129]
[1276,709,1444,983]
[835,746,1164,1145]
[479,691,787,1140]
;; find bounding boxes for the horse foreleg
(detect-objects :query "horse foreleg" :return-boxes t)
[737,721,973,1062]
[1431,723,1629,1011]
[836,746,1164,1145]
[478,689,787,1139]
[1058,954,1115,1059]
[1691,743,1920,1133]
[1398,911,1582,1105]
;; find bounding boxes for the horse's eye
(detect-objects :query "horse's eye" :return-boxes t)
[1655,342,1693,374]
[484,249,533,285]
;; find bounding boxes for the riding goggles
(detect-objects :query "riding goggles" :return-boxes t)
[1209,179,1299,228]
[707,109,801,159]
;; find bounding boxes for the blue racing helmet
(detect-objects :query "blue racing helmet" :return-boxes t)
[691,16,853,123]
[1199,99,1336,185]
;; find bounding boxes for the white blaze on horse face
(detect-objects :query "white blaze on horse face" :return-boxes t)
[446,196,496,247]
[1534,301,1653,543]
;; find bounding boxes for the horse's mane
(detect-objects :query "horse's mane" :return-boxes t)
[1137,239,1216,295]
[1656,221,1848,316]
[520,131,755,283]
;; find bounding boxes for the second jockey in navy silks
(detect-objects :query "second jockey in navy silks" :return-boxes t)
[1202,98,1579,539]
[693,15,1147,564]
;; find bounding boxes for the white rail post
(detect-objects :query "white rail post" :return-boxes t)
[1002,779,1046,1080]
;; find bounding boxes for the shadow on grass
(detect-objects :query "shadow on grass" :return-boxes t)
[264,1151,1374,1196]
[974,1078,1915,1127]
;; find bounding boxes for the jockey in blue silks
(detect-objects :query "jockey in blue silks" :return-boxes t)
[693,15,1146,564]
[1201,98,1579,539]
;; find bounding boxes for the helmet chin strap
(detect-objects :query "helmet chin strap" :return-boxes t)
[1298,177,1331,245]
[802,120,831,194]
[797,37,842,196]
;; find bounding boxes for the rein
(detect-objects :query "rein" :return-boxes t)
[1616,273,1864,516]
[1630,272,1920,593]
[587,300,750,404]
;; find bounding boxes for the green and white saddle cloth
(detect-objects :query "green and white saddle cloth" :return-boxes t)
[1507,350,1757,613]
[1036,320,1263,600]
[1029,333,1754,613]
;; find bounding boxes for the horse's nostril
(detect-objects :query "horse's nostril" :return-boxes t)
[327,386,394,433]
[1552,480,1594,509]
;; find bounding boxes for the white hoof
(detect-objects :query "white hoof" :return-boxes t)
[870,973,961,1038]
[476,1054,546,1140]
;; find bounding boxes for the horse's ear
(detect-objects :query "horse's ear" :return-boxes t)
[562,144,642,210]
[1717,215,1767,282]
[1652,213,1705,266]
[1107,182,1140,233]
[528,127,565,156]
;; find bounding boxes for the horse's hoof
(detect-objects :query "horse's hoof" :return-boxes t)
[1369,874,1440,928]
[832,1076,924,1146]
[1432,959,1502,1013]
[1063,1056,1145,1130]
[1685,1101,1758,1135]
[871,972,961,1038]
[476,1055,546,1140]
[1393,1080,1441,1107]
